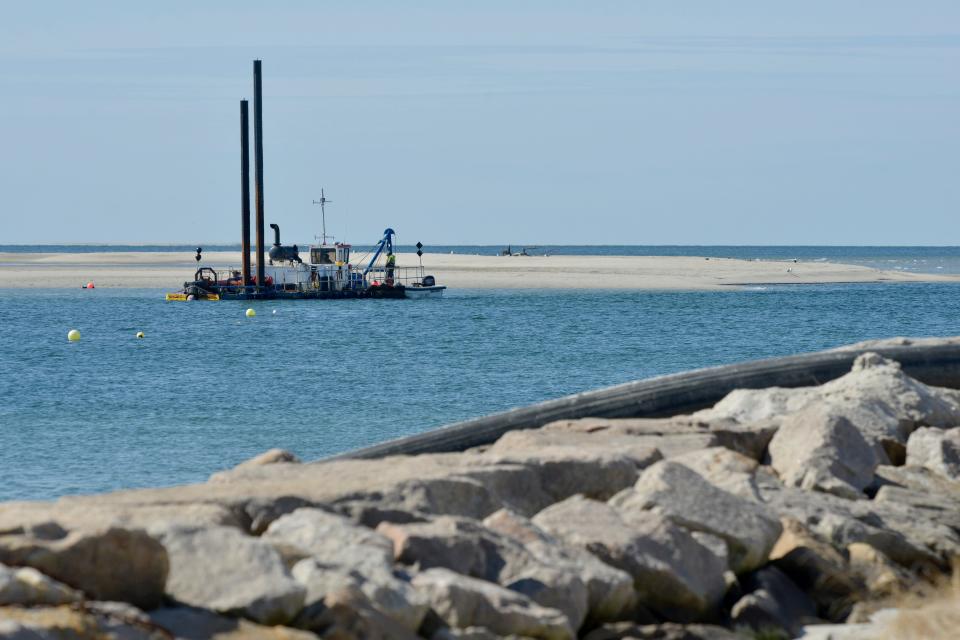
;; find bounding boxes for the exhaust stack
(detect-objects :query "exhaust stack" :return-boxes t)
[253,59,266,289]
[268,223,302,263]
[240,100,251,286]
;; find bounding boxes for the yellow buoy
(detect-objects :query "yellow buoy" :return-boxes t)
[67,329,81,342]
[136,331,145,339]
[245,308,256,318]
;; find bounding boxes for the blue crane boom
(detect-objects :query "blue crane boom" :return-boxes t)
[363,228,396,276]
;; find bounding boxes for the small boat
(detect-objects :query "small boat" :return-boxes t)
[165,59,445,302]
[405,275,447,299]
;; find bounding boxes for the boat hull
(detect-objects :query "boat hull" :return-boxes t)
[405,285,446,299]
[166,283,417,301]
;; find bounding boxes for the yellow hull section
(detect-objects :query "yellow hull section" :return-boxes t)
[166,293,220,301]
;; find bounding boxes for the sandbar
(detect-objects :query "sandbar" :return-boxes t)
[0,251,957,291]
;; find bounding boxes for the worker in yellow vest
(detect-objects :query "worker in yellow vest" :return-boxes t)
[386,251,396,280]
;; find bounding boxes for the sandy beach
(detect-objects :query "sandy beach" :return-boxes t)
[1,251,957,290]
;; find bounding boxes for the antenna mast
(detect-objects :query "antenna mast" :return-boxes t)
[312,189,334,245]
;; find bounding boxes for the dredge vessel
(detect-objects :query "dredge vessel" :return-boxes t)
[166,60,445,302]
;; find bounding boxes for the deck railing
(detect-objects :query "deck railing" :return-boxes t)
[366,265,426,287]
[190,262,428,294]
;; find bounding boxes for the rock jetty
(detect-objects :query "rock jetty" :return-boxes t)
[1,351,958,639]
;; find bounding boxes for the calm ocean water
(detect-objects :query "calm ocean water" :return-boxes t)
[2,247,960,501]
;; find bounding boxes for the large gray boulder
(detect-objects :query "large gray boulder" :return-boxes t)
[532,496,726,621]
[906,427,960,480]
[693,386,817,428]
[480,428,659,501]
[668,447,761,501]
[413,568,575,640]
[696,353,960,453]
[871,464,960,558]
[873,465,960,548]
[483,508,635,624]
[156,525,305,625]
[377,516,588,631]
[0,526,167,609]
[611,461,781,573]
[262,506,394,560]
[871,465,960,560]
[0,563,81,606]
[378,517,488,576]
[541,416,776,461]
[755,475,946,567]
[875,464,960,497]
[867,492,960,560]
[263,508,428,631]
[290,559,426,635]
[767,405,879,499]
[316,455,558,520]
[872,485,960,537]
[848,463,960,563]
[299,584,424,640]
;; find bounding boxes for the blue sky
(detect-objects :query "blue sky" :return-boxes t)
[1,2,958,245]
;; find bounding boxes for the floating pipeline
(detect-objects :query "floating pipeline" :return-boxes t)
[331,336,960,459]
